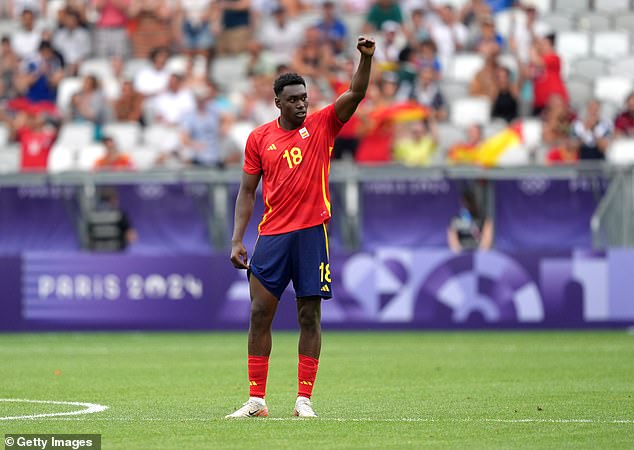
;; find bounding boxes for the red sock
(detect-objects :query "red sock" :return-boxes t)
[298,354,319,399]
[248,355,269,399]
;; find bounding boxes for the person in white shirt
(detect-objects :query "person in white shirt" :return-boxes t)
[428,4,468,69]
[152,73,196,126]
[11,9,42,59]
[133,47,171,97]
[53,9,92,75]
[258,5,305,66]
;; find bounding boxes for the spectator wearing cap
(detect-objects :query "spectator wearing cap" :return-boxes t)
[53,9,92,76]
[92,0,131,59]
[374,20,406,72]
[94,135,134,170]
[316,1,347,55]
[133,47,171,97]
[12,9,42,59]
[364,0,403,33]
[258,5,305,67]
[614,93,634,138]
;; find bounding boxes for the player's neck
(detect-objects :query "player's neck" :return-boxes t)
[278,117,303,131]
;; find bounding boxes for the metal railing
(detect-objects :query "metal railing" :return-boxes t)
[0,162,630,250]
[592,166,634,249]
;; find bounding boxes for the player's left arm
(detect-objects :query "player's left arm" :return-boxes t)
[334,36,375,123]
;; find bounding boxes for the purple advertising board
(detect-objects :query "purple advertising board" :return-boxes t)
[1,248,633,331]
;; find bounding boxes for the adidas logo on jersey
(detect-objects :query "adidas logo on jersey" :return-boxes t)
[266,144,277,151]
[321,285,330,292]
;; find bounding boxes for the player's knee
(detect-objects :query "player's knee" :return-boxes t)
[297,307,321,332]
[250,303,275,330]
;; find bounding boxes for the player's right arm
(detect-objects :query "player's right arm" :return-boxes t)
[230,171,261,269]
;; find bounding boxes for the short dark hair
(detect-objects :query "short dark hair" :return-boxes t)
[273,73,306,97]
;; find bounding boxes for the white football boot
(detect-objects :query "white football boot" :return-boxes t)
[293,396,318,418]
[225,397,269,418]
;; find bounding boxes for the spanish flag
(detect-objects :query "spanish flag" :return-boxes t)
[476,123,523,167]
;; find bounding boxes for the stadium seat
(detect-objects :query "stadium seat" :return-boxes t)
[101,76,121,101]
[594,0,630,13]
[600,101,620,122]
[436,122,465,152]
[103,122,141,149]
[525,0,552,13]
[441,0,470,8]
[592,32,630,60]
[494,9,514,38]
[229,121,254,151]
[79,58,113,78]
[542,13,573,33]
[446,53,484,83]
[123,58,150,79]
[610,56,634,79]
[56,123,95,148]
[47,144,77,173]
[566,77,594,111]
[77,143,106,171]
[211,55,249,92]
[498,53,519,76]
[143,125,181,152]
[483,119,508,138]
[0,19,19,37]
[594,75,633,105]
[129,146,159,170]
[576,12,611,31]
[450,97,491,128]
[439,80,469,104]
[56,77,83,114]
[46,0,66,24]
[166,55,188,75]
[613,12,634,31]
[554,0,589,14]
[520,118,544,149]
[556,31,590,63]
[341,13,365,39]
[570,57,608,82]
[0,123,9,148]
[606,138,634,165]
[0,144,20,173]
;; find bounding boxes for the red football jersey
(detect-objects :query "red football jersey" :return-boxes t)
[243,104,344,235]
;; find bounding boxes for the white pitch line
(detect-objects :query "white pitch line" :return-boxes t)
[0,399,108,421]
[21,417,634,424]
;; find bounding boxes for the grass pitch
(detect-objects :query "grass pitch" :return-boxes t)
[1,331,633,449]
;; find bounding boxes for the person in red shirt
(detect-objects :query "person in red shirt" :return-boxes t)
[529,33,568,115]
[227,36,375,419]
[614,93,634,138]
[15,110,57,171]
[93,135,133,170]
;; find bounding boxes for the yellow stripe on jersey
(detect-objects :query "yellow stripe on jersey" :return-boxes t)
[321,165,331,216]
[323,223,330,259]
[258,195,273,233]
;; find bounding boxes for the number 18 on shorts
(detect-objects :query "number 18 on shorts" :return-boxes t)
[249,224,332,300]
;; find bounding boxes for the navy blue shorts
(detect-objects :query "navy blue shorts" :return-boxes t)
[249,224,332,300]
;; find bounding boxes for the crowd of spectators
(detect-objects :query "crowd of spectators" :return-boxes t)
[0,0,633,172]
